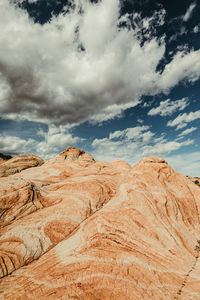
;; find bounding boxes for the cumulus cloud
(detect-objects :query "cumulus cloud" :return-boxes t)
[148,97,189,117]
[0,0,164,125]
[167,110,200,129]
[0,0,200,125]
[91,125,155,162]
[91,125,193,165]
[182,2,196,22]
[36,125,83,159]
[0,123,83,158]
[0,135,36,155]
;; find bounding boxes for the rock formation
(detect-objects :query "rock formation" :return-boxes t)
[0,154,44,177]
[0,148,200,300]
[0,153,12,164]
[190,177,200,188]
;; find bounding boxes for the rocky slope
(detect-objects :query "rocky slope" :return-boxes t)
[0,148,200,300]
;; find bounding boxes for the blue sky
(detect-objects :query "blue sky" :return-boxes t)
[0,0,200,176]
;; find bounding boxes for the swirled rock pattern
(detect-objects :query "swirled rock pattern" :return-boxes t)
[0,148,200,300]
[0,154,44,177]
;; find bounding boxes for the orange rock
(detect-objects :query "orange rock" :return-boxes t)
[0,154,44,177]
[0,149,200,300]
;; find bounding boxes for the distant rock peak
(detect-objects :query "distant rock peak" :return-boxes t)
[140,157,167,164]
[0,153,12,161]
[59,147,95,163]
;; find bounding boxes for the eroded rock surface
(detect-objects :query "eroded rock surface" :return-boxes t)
[0,149,200,300]
[0,154,44,177]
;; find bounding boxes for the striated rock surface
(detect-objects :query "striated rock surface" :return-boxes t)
[0,154,44,177]
[0,148,200,300]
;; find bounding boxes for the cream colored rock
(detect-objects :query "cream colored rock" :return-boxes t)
[0,150,200,300]
[0,154,44,177]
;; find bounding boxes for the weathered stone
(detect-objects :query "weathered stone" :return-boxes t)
[0,154,44,177]
[0,150,200,300]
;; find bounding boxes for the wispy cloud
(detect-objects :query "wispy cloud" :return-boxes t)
[142,139,193,156]
[91,125,193,165]
[183,2,196,22]
[148,98,189,117]
[167,110,200,129]
[178,127,197,137]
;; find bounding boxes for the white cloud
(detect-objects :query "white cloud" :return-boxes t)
[0,0,200,125]
[183,2,196,22]
[0,123,83,158]
[125,126,151,141]
[88,101,139,124]
[0,0,165,125]
[91,125,193,167]
[167,152,200,177]
[27,0,38,3]
[36,125,83,159]
[91,124,198,176]
[157,49,200,93]
[148,97,189,117]
[0,135,36,155]
[142,139,193,156]
[167,110,200,128]
[176,123,187,130]
[91,125,155,163]
[193,25,200,33]
[178,127,197,137]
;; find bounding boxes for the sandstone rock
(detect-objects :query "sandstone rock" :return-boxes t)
[0,154,44,177]
[0,153,12,164]
[190,177,200,188]
[0,149,200,300]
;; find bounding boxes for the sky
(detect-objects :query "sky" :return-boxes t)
[0,0,200,176]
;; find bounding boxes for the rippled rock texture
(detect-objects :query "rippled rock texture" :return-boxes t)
[0,154,44,177]
[0,148,200,300]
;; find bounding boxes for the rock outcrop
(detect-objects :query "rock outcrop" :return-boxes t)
[0,148,200,300]
[190,177,200,188]
[0,153,12,164]
[0,154,44,177]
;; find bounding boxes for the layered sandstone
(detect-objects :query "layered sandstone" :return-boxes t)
[0,148,200,300]
[0,154,44,177]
